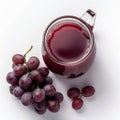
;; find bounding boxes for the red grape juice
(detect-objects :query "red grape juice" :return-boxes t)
[43,21,96,78]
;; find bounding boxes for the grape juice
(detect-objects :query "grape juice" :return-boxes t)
[43,21,96,78]
[47,23,90,62]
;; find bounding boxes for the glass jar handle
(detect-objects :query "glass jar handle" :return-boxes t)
[81,9,96,30]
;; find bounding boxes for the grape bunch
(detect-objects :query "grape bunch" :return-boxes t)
[6,46,64,114]
[67,86,95,110]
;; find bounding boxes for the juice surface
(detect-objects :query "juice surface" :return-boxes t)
[47,23,90,62]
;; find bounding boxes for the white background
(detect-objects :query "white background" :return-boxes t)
[0,0,120,120]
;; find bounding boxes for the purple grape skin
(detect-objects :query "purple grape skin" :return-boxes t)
[27,57,40,71]
[35,108,46,114]
[81,86,95,97]
[21,92,32,106]
[6,72,18,85]
[45,77,53,85]
[67,88,80,100]
[72,98,83,110]
[13,86,24,98]
[47,100,60,112]
[38,67,49,77]
[53,92,64,103]
[12,54,25,65]
[33,88,45,103]
[44,85,56,97]
[9,85,17,94]
[33,100,46,110]
[33,100,47,114]
[30,70,44,85]
[19,74,32,90]
[13,64,27,77]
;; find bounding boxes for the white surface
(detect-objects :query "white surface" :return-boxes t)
[0,0,120,120]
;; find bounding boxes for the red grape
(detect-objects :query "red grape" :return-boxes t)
[9,85,17,94]
[53,92,64,103]
[27,57,40,71]
[30,70,44,85]
[33,100,47,114]
[72,98,83,110]
[81,86,95,97]
[33,88,45,103]
[13,86,24,98]
[13,64,27,77]
[12,54,25,65]
[67,87,80,100]
[21,92,32,106]
[38,67,49,77]
[47,100,60,112]
[45,77,53,85]
[44,85,56,97]
[19,74,32,90]
[6,72,18,85]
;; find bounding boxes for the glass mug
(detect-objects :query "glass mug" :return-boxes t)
[42,9,96,78]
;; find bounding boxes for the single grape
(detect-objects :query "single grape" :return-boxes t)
[21,92,32,106]
[12,54,25,65]
[45,77,53,85]
[47,100,60,112]
[38,67,49,77]
[27,56,40,71]
[30,70,44,85]
[6,72,18,85]
[72,98,83,110]
[19,74,32,90]
[9,85,17,94]
[33,100,47,114]
[67,87,80,100]
[13,64,27,77]
[33,88,45,103]
[53,92,64,103]
[81,86,95,97]
[13,86,24,98]
[44,85,56,97]
[33,100,46,110]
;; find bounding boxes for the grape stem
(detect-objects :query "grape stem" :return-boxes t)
[24,45,33,73]
[79,92,83,98]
